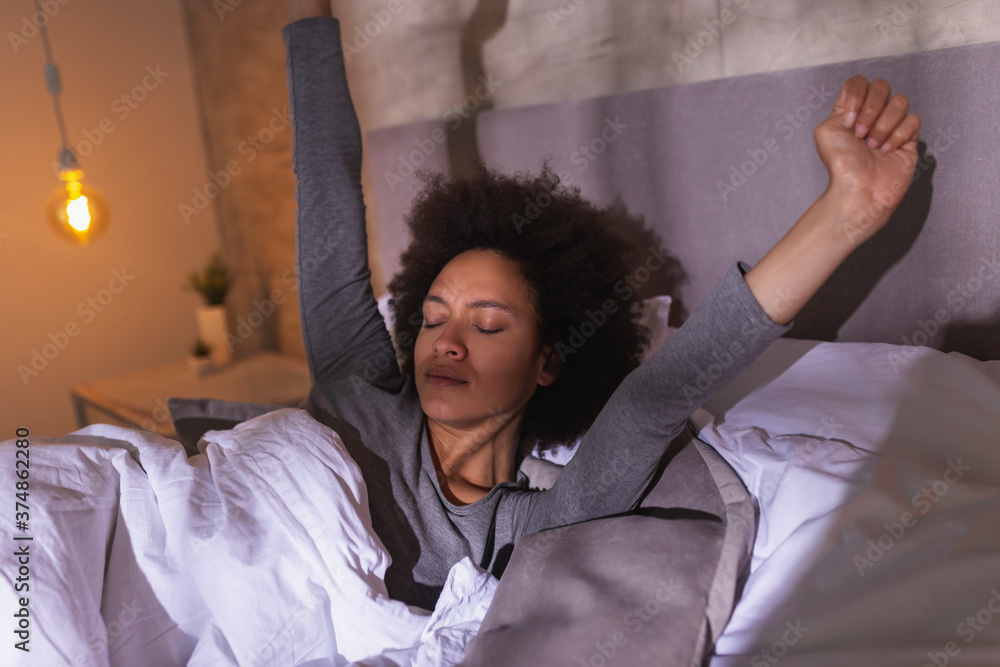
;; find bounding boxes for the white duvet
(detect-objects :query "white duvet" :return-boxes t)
[0,409,497,667]
[690,339,1000,666]
[4,336,999,667]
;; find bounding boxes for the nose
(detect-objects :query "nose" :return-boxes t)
[431,322,468,360]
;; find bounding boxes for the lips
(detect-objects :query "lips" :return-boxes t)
[426,366,467,386]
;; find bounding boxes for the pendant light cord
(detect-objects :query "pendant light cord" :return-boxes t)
[35,0,77,170]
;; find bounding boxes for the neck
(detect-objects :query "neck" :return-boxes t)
[425,410,525,504]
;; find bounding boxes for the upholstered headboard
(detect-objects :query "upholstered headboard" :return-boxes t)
[366,40,1000,362]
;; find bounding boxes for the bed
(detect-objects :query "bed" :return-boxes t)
[3,32,999,667]
[362,33,1000,667]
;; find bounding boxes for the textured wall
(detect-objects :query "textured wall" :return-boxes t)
[179,0,304,361]
[179,0,1000,362]
[336,0,1000,128]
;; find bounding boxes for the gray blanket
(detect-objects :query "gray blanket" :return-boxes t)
[460,423,756,667]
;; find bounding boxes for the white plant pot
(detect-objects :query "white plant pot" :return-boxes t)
[195,304,232,368]
[187,355,214,378]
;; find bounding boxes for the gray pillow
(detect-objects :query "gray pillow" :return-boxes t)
[167,397,282,456]
[460,424,755,666]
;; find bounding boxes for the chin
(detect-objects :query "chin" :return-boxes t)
[417,384,462,422]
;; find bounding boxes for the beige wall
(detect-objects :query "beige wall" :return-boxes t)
[0,0,220,437]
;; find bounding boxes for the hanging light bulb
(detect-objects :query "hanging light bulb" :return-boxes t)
[37,0,110,245]
[44,151,110,245]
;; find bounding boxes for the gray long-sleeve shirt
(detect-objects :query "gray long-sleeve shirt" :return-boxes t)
[282,16,794,612]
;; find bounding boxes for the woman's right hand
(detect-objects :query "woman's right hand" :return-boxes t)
[288,0,331,22]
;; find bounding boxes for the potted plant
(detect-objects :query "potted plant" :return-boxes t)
[187,338,214,377]
[184,251,233,368]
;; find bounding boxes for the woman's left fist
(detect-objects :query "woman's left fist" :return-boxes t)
[813,75,921,242]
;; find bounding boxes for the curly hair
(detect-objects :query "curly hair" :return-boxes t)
[386,161,651,457]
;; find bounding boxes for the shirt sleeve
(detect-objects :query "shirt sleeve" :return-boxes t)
[523,260,794,535]
[282,16,403,393]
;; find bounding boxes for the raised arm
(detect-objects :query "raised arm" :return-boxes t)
[524,76,922,532]
[282,4,403,392]
[523,259,793,533]
[744,75,922,325]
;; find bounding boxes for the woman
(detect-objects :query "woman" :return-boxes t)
[284,0,921,611]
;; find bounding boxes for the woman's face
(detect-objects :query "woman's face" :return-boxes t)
[414,249,558,431]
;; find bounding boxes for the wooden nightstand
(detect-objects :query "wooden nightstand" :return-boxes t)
[70,352,313,437]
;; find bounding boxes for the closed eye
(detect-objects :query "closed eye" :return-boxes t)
[421,322,502,335]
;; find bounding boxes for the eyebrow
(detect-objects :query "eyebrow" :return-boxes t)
[423,294,514,314]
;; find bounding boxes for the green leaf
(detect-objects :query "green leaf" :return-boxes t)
[183,250,232,306]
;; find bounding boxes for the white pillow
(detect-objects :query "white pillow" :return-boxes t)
[636,294,674,362]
